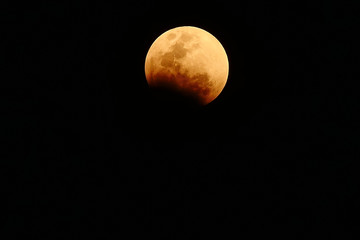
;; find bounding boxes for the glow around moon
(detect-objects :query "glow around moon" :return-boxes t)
[145,26,229,106]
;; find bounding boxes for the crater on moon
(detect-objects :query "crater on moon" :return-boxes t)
[160,41,188,69]
[180,32,193,42]
[167,33,177,40]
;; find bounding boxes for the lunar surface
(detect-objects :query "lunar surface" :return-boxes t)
[145,26,229,106]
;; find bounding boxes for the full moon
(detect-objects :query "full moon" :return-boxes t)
[145,26,229,106]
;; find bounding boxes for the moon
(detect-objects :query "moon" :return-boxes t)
[145,26,229,106]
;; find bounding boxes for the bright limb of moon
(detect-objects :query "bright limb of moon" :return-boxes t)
[145,26,229,106]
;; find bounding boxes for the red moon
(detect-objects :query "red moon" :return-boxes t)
[145,26,229,106]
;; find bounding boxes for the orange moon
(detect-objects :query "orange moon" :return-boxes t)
[145,26,229,106]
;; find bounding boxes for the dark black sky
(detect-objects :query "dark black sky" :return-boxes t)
[4,0,359,239]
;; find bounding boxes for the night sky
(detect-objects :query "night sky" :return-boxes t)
[4,1,359,239]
